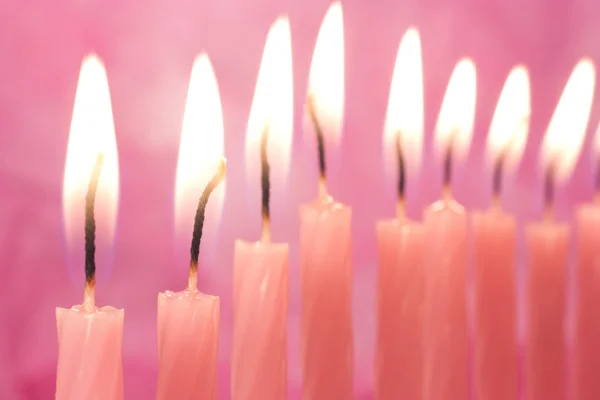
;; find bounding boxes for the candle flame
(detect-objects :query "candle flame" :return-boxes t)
[487,65,531,170]
[541,58,595,182]
[306,1,344,147]
[63,54,119,284]
[383,27,424,179]
[245,17,294,193]
[175,54,225,239]
[434,58,477,159]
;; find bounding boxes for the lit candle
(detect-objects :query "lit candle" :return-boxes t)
[527,58,595,400]
[473,65,530,400]
[231,16,293,400]
[422,58,476,400]
[375,27,426,400]
[156,54,226,400]
[574,125,600,400]
[57,54,123,400]
[300,2,352,399]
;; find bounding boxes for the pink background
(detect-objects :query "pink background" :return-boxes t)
[1,0,599,398]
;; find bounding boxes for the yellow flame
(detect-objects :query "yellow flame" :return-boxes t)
[541,58,596,182]
[175,54,225,233]
[63,54,119,247]
[307,1,345,145]
[487,65,531,170]
[434,58,477,159]
[245,17,294,189]
[383,27,424,178]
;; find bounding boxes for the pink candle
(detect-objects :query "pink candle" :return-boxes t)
[473,65,530,400]
[376,26,425,400]
[231,17,293,399]
[525,58,594,400]
[473,209,517,400]
[300,3,352,398]
[376,218,425,399]
[156,54,226,400]
[574,200,600,400]
[57,55,123,400]
[422,57,476,400]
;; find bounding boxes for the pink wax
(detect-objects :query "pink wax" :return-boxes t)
[422,198,469,400]
[525,221,568,400]
[375,217,425,400]
[156,288,220,399]
[299,195,353,399]
[55,305,124,400]
[472,207,518,400]
[231,239,289,399]
[574,202,600,400]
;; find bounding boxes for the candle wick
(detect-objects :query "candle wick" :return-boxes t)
[396,130,406,206]
[544,162,555,221]
[595,157,600,200]
[307,92,327,197]
[443,141,453,200]
[83,153,105,312]
[261,123,271,242]
[492,153,504,206]
[189,158,227,284]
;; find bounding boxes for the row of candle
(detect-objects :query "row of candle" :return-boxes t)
[54,3,600,400]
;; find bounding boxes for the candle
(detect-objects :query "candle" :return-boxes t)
[375,27,426,400]
[527,58,595,400]
[231,16,293,400]
[156,54,226,400]
[422,58,476,400]
[300,3,353,399]
[57,54,123,400]
[574,158,600,399]
[473,65,530,400]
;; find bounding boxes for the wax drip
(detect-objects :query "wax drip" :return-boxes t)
[261,124,271,241]
[544,162,555,219]
[189,159,227,275]
[85,154,105,289]
[396,131,406,215]
[307,92,327,196]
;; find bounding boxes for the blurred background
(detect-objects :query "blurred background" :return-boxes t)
[1,0,600,398]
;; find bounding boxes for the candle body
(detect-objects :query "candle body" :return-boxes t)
[375,218,425,400]
[156,289,219,400]
[473,209,517,400]
[55,305,124,400]
[525,221,568,400]
[574,204,600,400]
[422,200,469,400]
[231,240,289,400]
[299,196,353,400]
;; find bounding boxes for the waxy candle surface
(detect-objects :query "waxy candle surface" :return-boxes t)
[375,218,425,400]
[231,240,289,400]
[156,289,219,400]
[299,196,353,399]
[574,203,600,400]
[525,222,568,400]
[55,305,124,400]
[473,208,517,400]
[422,199,469,400]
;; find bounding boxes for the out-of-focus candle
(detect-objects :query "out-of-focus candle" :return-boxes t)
[156,54,225,400]
[473,65,530,400]
[375,27,426,400]
[574,196,600,400]
[300,3,353,399]
[526,58,595,400]
[422,58,476,400]
[231,16,293,400]
[57,54,123,400]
